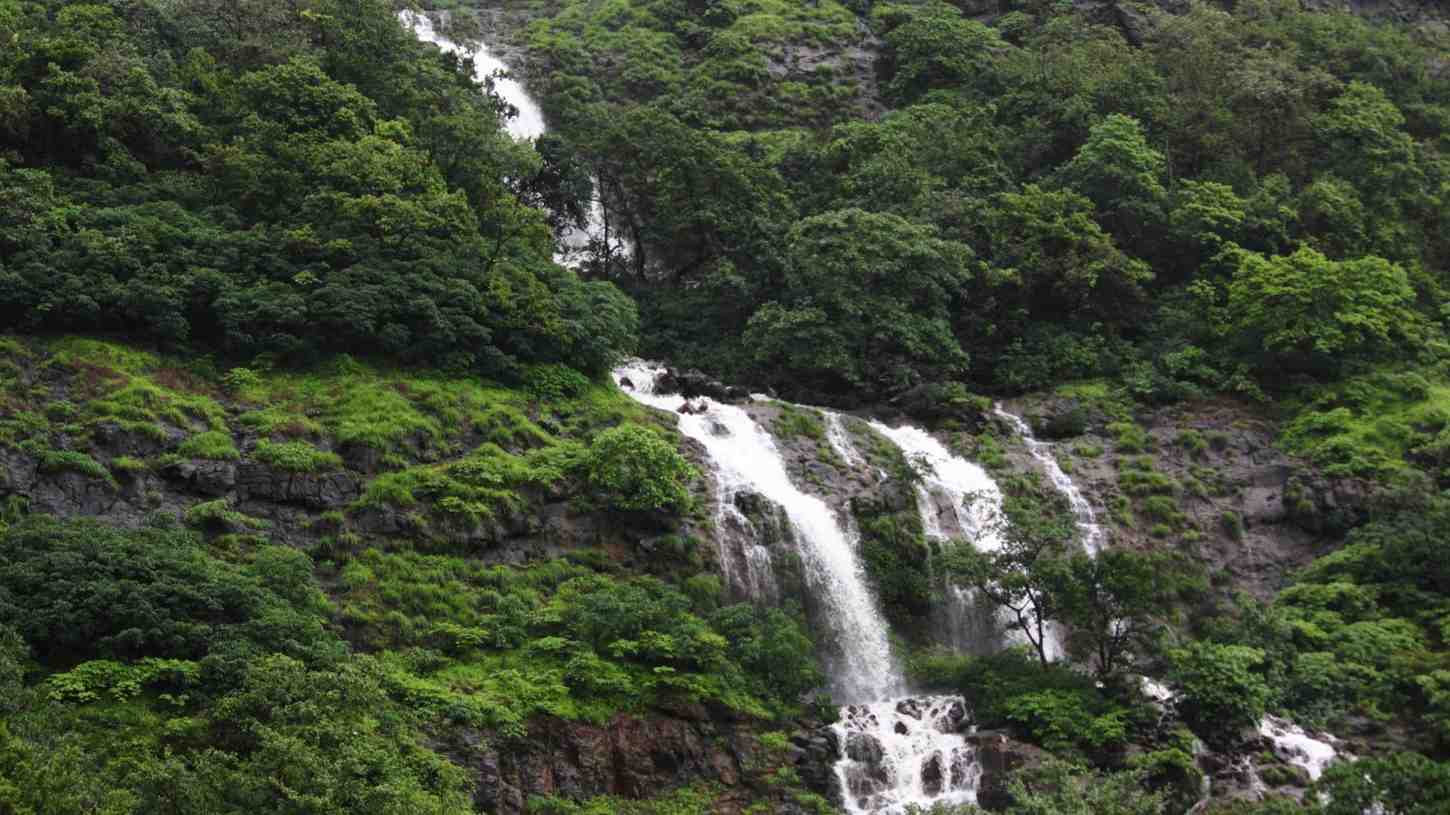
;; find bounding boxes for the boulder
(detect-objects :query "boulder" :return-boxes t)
[967,731,1049,811]
[161,458,237,497]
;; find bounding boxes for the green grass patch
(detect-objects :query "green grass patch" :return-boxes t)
[354,442,585,526]
[253,439,342,472]
[1281,370,1450,479]
[771,404,825,440]
[184,498,270,531]
[1108,421,1152,454]
[109,456,148,473]
[38,449,115,485]
[177,430,240,461]
[236,404,322,436]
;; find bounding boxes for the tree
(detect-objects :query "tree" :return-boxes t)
[1004,759,1165,815]
[1167,641,1271,746]
[976,184,1153,325]
[584,425,696,512]
[1059,114,1167,247]
[881,4,1003,103]
[1314,752,1450,815]
[743,208,971,397]
[1059,550,1187,679]
[1225,246,1417,373]
[945,492,1076,667]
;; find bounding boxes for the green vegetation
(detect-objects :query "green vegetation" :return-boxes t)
[252,439,341,472]
[583,425,696,512]
[0,0,636,376]
[176,430,240,461]
[3,0,1450,807]
[184,498,270,532]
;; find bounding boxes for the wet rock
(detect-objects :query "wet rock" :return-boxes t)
[844,731,885,765]
[471,713,758,815]
[659,368,744,402]
[236,463,359,509]
[1032,399,1090,439]
[921,752,944,796]
[161,458,237,496]
[968,731,1049,811]
[795,727,843,805]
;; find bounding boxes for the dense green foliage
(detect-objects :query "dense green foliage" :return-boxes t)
[0,0,636,375]
[522,0,1446,403]
[4,0,1450,809]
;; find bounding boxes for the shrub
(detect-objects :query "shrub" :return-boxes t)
[1169,642,1271,746]
[220,367,263,395]
[1108,422,1152,453]
[177,430,240,461]
[184,498,270,531]
[585,425,695,512]
[524,364,592,401]
[253,440,342,472]
[111,455,147,472]
[1221,511,1245,540]
[0,517,277,663]
[1001,689,1129,754]
[38,449,114,484]
[1177,429,1209,458]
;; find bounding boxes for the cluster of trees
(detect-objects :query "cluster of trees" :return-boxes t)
[524,0,1447,404]
[0,514,824,812]
[0,0,636,374]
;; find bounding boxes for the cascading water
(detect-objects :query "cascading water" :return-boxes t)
[401,11,627,266]
[993,406,1104,554]
[401,11,545,140]
[613,364,981,813]
[612,362,898,703]
[867,422,1019,656]
[1259,715,1340,782]
[834,697,981,814]
[868,422,1005,550]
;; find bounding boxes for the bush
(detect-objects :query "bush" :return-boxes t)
[37,450,114,484]
[177,430,241,461]
[584,426,695,512]
[253,440,343,472]
[524,364,592,401]
[1169,642,1271,746]
[1108,422,1152,453]
[184,499,270,531]
[1221,511,1245,540]
[0,517,292,664]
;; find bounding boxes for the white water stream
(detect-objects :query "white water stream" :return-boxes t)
[614,364,981,812]
[993,406,1104,554]
[401,11,545,140]
[402,11,625,266]
[1259,715,1340,782]
[612,362,900,704]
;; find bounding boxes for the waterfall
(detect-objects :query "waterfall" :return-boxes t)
[992,406,1104,554]
[612,362,899,703]
[401,11,545,140]
[834,697,981,814]
[824,412,865,469]
[866,421,1017,656]
[401,11,627,267]
[614,364,981,812]
[1259,715,1341,782]
[867,422,1005,552]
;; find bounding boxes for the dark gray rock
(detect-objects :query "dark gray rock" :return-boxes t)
[236,463,360,509]
[161,459,237,496]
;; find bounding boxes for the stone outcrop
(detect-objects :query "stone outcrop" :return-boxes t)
[461,711,837,815]
[967,731,1050,811]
